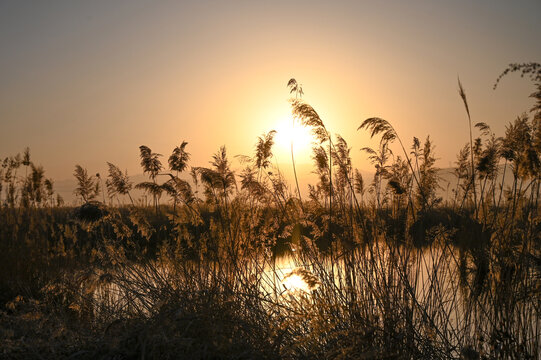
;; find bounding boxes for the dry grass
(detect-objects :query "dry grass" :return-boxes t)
[0,66,540,359]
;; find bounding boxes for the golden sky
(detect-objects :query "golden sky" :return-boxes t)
[1,0,540,184]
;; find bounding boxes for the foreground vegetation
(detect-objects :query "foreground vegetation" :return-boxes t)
[1,64,540,359]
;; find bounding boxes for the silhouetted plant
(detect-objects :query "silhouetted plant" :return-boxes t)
[361,142,391,209]
[331,135,357,213]
[354,169,365,206]
[161,174,196,211]
[195,146,236,207]
[385,156,410,215]
[254,130,276,171]
[287,79,305,208]
[240,166,267,202]
[472,123,501,221]
[105,162,134,205]
[310,145,330,206]
[235,133,279,214]
[5,154,21,207]
[494,62,541,89]
[416,136,440,210]
[73,165,100,203]
[458,78,478,214]
[454,143,472,207]
[0,69,540,360]
[359,117,425,213]
[44,178,54,207]
[289,79,335,243]
[137,145,163,212]
[168,141,190,174]
[22,147,31,179]
[156,141,194,214]
[29,164,45,207]
[494,62,541,225]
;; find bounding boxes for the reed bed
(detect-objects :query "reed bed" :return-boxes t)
[0,64,540,359]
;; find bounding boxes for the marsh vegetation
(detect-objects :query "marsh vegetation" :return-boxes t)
[1,64,540,359]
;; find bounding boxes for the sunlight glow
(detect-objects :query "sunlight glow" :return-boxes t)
[274,116,314,161]
[282,273,310,293]
[281,267,320,294]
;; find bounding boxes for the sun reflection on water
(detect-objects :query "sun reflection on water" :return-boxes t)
[281,267,320,294]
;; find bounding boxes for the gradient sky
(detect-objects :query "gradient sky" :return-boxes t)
[1,0,540,184]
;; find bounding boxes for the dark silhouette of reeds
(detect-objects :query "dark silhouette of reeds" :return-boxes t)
[0,64,539,359]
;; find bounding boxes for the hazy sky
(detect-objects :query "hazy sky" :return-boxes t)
[1,0,540,183]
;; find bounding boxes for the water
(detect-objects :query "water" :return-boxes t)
[86,242,539,357]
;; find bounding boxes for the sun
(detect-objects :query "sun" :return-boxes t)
[282,273,310,293]
[281,267,320,294]
[274,116,314,161]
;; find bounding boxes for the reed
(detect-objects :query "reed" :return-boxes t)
[0,65,539,359]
